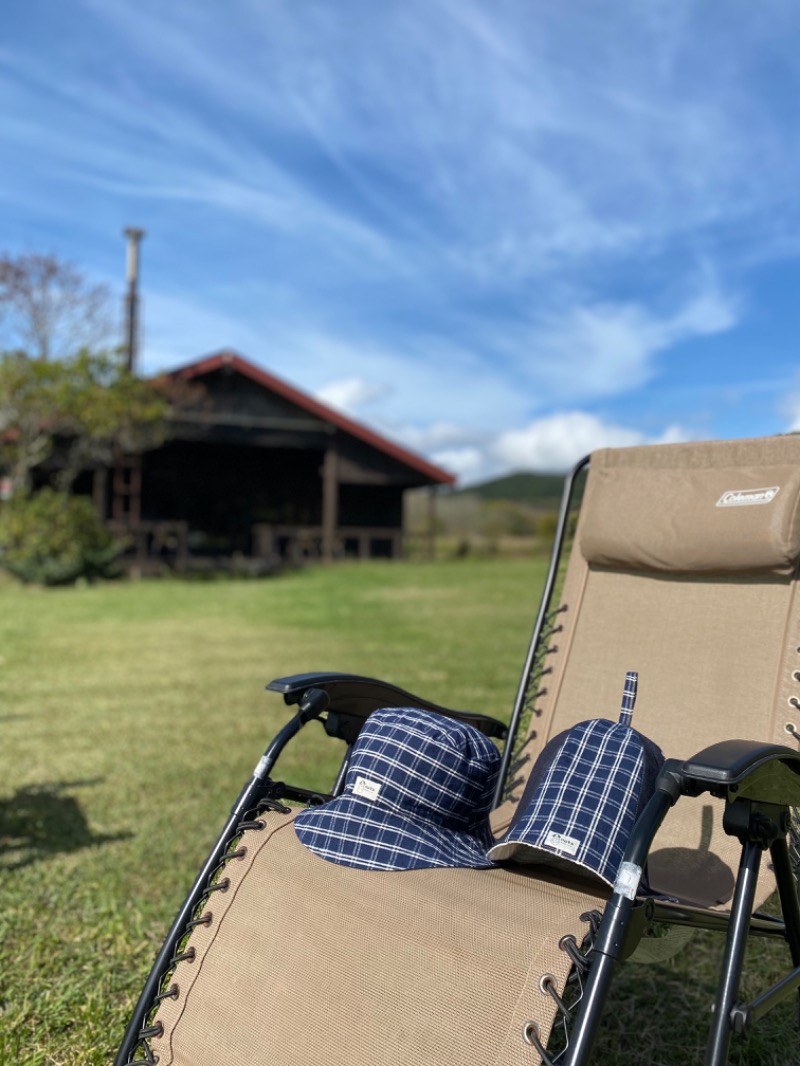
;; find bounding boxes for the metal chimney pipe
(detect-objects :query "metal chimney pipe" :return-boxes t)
[123,227,146,373]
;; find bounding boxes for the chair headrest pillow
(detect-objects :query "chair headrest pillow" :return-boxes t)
[580,437,800,575]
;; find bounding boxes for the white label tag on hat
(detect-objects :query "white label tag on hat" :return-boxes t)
[353,776,382,801]
[545,831,580,856]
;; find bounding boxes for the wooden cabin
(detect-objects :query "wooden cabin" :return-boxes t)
[89,351,454,572]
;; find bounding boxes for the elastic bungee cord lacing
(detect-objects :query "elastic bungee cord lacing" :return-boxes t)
[502,604,568,804]
[125,796,291,1066]
[523,910,602,1065]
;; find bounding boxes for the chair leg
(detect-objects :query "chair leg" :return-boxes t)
[770,835,800,1026]
[770,835,800,968]
[703,839,763,1066]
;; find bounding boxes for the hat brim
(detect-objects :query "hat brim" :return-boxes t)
[487,839,613,887]
[295,794,494,872]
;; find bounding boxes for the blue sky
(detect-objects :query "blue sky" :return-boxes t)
[3,0,800,483]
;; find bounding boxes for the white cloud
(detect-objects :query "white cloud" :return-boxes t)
[315,377,393,414]
[390,410,689,484]
[428,446,487,482]
[491,412,689,474]
[391,421,488,451]
[130,284,731,478]
[782,386,800,433]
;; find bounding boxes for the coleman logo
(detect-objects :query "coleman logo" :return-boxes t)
[716,486,780,508]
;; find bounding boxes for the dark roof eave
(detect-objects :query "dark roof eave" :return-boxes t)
[167,350,456,486]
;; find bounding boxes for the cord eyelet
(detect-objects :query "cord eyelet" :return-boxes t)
[523,1019,551,1057]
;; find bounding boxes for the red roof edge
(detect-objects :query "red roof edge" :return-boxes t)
[167,350,456,486]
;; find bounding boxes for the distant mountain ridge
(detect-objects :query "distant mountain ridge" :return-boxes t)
[454,471,566,505]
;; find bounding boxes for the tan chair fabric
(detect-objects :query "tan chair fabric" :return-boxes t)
[535,566,795,906]
[150,810,606,1066]
[500,435,800,909]
[149,434,800,1066]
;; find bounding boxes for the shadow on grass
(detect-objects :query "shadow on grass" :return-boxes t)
[0,778,131,871]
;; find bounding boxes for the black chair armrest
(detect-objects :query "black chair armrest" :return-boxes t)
[266,672,508,741]
[677,739,800,804]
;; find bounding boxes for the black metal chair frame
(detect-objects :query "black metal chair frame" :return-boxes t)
[115,457,800,1066]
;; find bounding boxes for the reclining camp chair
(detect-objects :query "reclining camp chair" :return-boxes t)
[115,435,800,1066]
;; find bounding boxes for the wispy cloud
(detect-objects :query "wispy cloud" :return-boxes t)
[252,328,531,429]
[12,0,800,286]
[502,283,740,405]
[2,0,799,477]
[140,277,738,443]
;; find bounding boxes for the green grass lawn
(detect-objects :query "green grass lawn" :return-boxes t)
[0,559,797,1065]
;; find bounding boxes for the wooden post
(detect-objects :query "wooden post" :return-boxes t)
[427,486,437,561]
[321,442,339,563]
[92,467,108,520]
[112,451,142,529]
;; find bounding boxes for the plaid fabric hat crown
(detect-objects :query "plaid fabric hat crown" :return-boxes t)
[294,706,500,871]
[489,672,665,886]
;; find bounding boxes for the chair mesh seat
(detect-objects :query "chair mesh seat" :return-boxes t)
[150,809,606,1066]
[134,435,800,1066]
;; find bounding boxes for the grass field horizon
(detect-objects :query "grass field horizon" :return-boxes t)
[0,559,797,1065]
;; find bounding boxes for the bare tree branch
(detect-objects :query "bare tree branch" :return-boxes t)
[0,253,112,361]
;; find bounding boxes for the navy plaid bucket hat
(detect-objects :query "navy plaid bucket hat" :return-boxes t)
[294,707,501,871]
[489,672,665,887]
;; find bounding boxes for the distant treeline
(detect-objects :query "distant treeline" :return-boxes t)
[453,471,567,507]
[405,470,585,558]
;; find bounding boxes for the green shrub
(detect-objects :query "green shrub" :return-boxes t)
[0,489,124,586]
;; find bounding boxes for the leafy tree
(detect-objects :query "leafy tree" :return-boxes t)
[0,351,62,494]
[0,251,171,584]
[48,347,168,492]
[0,347,169,495]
